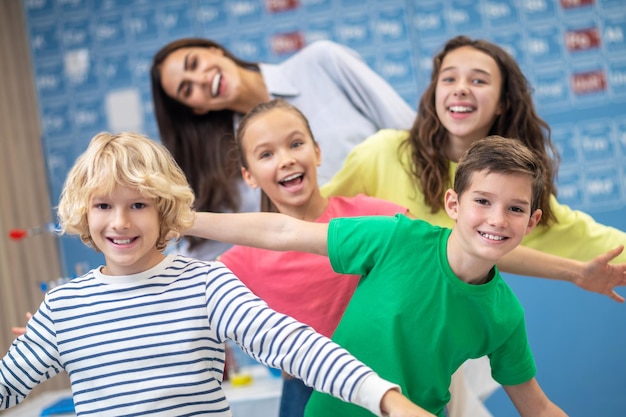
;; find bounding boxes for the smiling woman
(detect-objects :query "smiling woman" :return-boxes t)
[150,37,416,262]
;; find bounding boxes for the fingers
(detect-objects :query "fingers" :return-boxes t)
[609,290,625,303]
[10,312,33,337]
[10,327,27,336]
[596,245,624,264]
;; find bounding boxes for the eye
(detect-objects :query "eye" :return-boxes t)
[475,198,489,206]
[440,75,455,83]
[131,202,146,209]
[509,206,526,214]
[291,140,304,149]
[472,78,487,85]
[259,150,272,159]
[181,82,192,98]
[189,55,198,70]
[94,203,110,210]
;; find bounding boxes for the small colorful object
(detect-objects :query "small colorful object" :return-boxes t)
[8,223,57,240]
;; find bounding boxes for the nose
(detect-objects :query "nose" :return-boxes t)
[487,209,508,228]
[453,79,469,96]
[111,208,130,230]
[187,71,207,86]
[279,150,296,168]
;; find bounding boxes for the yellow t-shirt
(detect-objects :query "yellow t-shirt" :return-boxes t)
[321,129,626,262]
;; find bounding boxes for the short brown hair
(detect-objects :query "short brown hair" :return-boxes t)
[454,135,544,212]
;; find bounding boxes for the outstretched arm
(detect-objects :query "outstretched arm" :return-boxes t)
[188,212,329,255]
[497,245,626,303]
[503,378,568,417]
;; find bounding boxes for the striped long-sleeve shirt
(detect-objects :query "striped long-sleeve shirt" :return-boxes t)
[0,255,395,416]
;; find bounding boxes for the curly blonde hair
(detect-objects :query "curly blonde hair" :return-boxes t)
[57,132,195,251]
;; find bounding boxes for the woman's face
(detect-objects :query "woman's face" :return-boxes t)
[435,46,503,157]
[159,46,243,114]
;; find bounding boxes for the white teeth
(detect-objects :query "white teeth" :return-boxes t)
[211,73,221,97]
[113,238,132,245]
[282,173,301,182]
[449,105,473,113]
[481,232,504,241]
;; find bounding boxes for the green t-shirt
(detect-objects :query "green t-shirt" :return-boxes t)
[321,129,626,263]
[304,214,536,417]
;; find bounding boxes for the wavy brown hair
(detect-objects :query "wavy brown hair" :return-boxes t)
[151,38,260,249]
[401,35,559,225]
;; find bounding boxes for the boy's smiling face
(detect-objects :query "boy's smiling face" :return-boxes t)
[445,169,542,275]
[88,184,164,276]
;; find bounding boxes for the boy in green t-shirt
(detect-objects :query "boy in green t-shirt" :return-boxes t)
[187,136,568,416]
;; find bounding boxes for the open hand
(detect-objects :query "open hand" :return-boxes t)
[575,245,626,303]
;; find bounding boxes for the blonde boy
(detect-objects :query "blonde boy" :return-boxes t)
[0,132,431,417]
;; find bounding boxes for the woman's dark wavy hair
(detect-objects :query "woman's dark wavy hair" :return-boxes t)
[401,35,559,225]
[151,38,260,249]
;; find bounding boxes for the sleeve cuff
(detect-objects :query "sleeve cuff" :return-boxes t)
[353,373,401,417]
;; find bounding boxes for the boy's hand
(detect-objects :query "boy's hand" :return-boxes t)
[10,312,32,336]
[575,245,626,303]
[380,389,436,417]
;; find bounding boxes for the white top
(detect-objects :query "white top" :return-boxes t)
[261,40,416,184]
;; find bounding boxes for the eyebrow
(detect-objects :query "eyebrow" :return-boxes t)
[250,129,306,155]
[176,52,191,97]
[440,66,492,78]
[473,190,530,206]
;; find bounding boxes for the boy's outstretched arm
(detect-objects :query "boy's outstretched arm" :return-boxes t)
[497,245,626,303]
[503,378,568,417]
[188,212,329,255]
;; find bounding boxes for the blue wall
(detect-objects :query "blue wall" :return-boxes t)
[22,0,626,415]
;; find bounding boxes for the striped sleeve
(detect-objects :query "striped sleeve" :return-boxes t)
[0,298,61,409]
[204,262,398,416]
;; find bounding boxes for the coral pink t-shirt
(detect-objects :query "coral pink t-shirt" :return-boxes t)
[219,195,406,337]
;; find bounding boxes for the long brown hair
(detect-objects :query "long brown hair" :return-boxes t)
[150,38,260,248]
[401,35,559,225]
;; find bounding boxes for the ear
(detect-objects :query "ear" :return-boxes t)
[241,166,258,189]
[315,143,322,167]
[525,209,542,235]
[444,189,459,220]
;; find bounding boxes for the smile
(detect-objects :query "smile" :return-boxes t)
[111,237,135,245]
[211,73,222,98]
[448,105,474,113]
[479,232,506,241]
[279,173,303,186]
